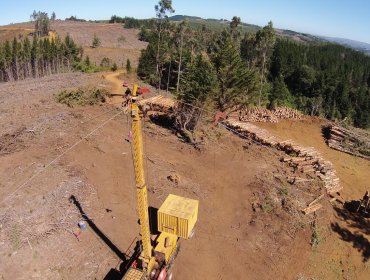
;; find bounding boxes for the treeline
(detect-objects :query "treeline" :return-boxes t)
[0,35,83,82]
[137,1,274,113]
[137,0,369,128]
[269,40,370,128]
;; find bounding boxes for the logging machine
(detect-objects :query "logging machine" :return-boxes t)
[122,85,199,280]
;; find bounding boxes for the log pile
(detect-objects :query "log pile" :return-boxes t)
[138,95,177,112]
[225,119,342,196]
[237,106,303,123]
[324,124,370,160]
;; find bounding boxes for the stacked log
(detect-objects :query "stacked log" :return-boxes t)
[324,124,370,160]
[138,95,177,112]
[237,106,303,123]
[238,107,279,123]
[225,119,342,195]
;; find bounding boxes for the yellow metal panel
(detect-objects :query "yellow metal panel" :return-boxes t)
[154,232,178,263]
[123,268,145,280]
[158,194,198,239]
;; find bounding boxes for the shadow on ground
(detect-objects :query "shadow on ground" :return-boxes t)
[331,204,370,262]
[69,195,142,279]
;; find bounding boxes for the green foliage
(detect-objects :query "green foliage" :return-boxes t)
[111,62,118,71]
[100,57,112,68]
[269,75,294,108]
[209,31,259,111]
[73,56,99,73]
[270,39,370,128]
[123,17,142,28]
[109,15,125,24]
[311,220,321,247]
[30,10,50,37]
[91,33,101,48]
[126,58,132,73]
[0,34,83,82]
[135,0,369,128]
[56,87,107,107]
[179,54,217,103]
[65,16,86,22]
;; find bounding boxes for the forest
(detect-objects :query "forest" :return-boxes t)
[0,35,83,82]
[0,11,83,83]
[136,1,370,128]
[0,2,369,128]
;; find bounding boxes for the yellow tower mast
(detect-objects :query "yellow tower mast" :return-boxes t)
[124,84,198,280]
[130,85,152,267]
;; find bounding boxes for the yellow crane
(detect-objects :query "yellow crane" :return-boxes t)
[123,85,199,280]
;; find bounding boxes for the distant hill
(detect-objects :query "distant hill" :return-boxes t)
[168,15,370,55]
[168,15,319,43]
[168,15,259,33]
[320,36,370,55]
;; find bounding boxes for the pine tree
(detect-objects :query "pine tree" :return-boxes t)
[92,33,101,48]
[126,58,132,73]
[179,54,217,104]
[209,31,259,111]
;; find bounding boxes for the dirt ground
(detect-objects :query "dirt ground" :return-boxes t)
[0,72,369,280]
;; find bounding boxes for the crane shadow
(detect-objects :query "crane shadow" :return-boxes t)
[331,204,370,262]
[70,195,145,279]
[69,195,126,261]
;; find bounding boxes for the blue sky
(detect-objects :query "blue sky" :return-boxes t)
[1,0,369,43]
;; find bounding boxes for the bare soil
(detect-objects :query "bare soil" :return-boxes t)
[0,21,148,67]
[0,72,369,280]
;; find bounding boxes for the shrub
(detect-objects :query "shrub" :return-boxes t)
[56,87,107,107]
[100,57,112,68]
[92,33,101,48]
[111,63,118,72]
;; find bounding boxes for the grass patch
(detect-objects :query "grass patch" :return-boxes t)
[9,224,21,250]
[56,87,107,107]
[311,220,321,248]
[261,195,276,213]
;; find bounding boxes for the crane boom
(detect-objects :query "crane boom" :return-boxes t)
[123,84,198,280]
[131,85,152,263]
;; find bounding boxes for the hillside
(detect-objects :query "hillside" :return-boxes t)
[321,36,370,55]
[169,14,260,33]
[169,15,370,53]
[169,15,320,43]
[0,20,148,67]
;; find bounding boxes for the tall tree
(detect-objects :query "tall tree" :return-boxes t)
[179,54,217,104]
[230,16,241,40]
[241,21,276,105]
[209,31,259,112]
[154,0,175,91]
[176,20,188,93]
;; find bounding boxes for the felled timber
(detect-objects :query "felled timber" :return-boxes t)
[302,203,323,215]
[138,95,177,112]
[224,119,342,195]
[324,124,370,160]
[237,106,303,123]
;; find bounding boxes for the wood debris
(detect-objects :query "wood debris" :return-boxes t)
[324,124,370,160]
[224,119,342,196]
[302,203,322,215]
[232,106,303,123]
[138,95,177,112]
